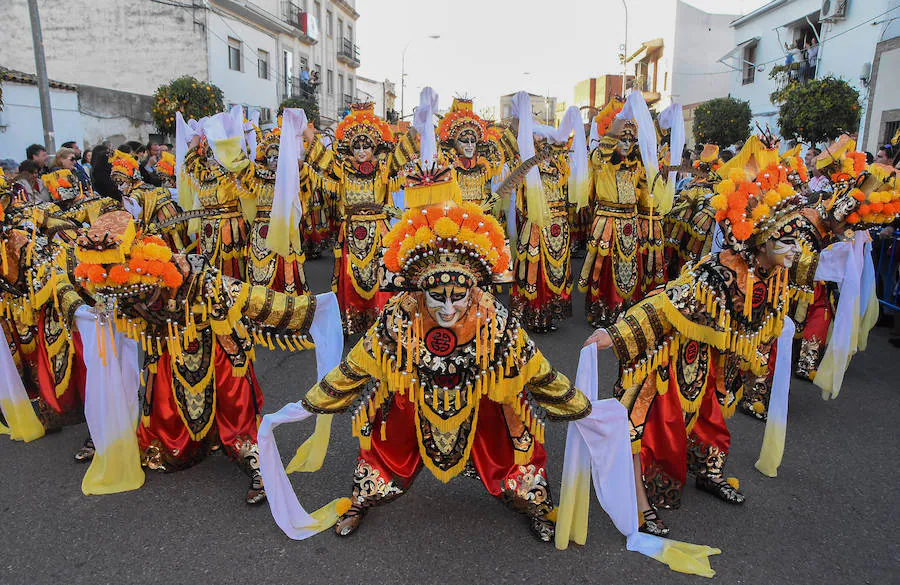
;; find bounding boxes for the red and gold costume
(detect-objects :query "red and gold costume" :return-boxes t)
[579,101,666,327]
[181,141,250,278]
[598,140,811,533]
[71,211,320,503]
[227,126,309,295]
[301,202,590,541]
[304,104,407,334]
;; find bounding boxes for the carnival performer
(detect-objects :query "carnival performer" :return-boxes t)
[70,210,324,504]
[579,95,671,327]
[227,120,309,295]
[304,103,406,335]
[663,144,722,279]
[0,201,94,457]
[508,92,590,333]
[434,98,515,214]
[109,150,187,251]
[154,151,177,191]
[289,197,591,541]
[181,134,250,279]
[583,141,809,536]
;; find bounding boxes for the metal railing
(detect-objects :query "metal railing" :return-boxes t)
[337,38,360,67]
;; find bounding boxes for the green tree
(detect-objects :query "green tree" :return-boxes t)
[152,76,224,136]
[693,97,752,147]
[777,76,861,145]
[278,96,320,128]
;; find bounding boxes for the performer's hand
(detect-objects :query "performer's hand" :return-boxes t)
[584,328,612,349]
[189,135,201,149]
[302,124,317,143]
[607,118,625,137]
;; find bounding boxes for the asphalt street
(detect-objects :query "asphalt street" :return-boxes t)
[2,251,898,585]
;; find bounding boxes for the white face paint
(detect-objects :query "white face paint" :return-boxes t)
[455,132,477,159]
[353,146,373,163]
[768,236,801,268]
[424,285,471,328]
[265,146,279,171]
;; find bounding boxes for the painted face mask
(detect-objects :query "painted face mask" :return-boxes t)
[424,284,471,328]
[265,145,279,171]
[454,131,477,159]
[766,235,800,269]
[352,137,374,164]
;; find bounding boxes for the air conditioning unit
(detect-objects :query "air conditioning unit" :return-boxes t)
[820,0,848,21]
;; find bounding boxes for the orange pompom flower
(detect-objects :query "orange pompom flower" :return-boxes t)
[108,265,129,285]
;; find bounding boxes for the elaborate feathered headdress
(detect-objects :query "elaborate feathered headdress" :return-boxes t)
[438,98,487,143]
[383,202,508,290]
[108,150,142,183]
[335,103,394,152]
[41,169,84,201]
[73,211,183,295]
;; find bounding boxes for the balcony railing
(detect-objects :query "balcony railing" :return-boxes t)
[290,77,319,99]
[337,39,360,68]
[342,94,354,111]
[282,1,317,44]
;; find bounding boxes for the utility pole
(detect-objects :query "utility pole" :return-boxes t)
[28,0,55,152]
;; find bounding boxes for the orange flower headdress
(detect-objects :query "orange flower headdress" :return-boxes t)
[710,162,805,250]
[779,144,809,186]
[834,164,900,227]
[594,98,625,138]
[438,98,488,143]
[383,202,508,290]
[154,151,176,179]
[108,150,142,182]
[256,126,282,162]
[41,169,84,202]
[815,135,865,184]
[335,103,394,152]
[74,211,183,296]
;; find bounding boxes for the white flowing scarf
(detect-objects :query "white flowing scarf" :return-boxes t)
[0,325,45,442]
[555,345,721,577]
[533,105,590,211]
[258,293,350,539]
[75,307,144,495]
[267,108,308,257]
[617,91,675,214]
[657,102,685,214]
[512,91,550,227]
[413,87,439,166]
[755,317,796,477]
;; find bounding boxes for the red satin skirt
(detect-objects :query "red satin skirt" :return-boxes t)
[333,240,392,336]
[34,312,86,418]
[358,394,548,498]
[640,368,730,500]
[137,346,263,469]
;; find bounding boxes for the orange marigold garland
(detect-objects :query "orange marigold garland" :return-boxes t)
[710,164,799,243]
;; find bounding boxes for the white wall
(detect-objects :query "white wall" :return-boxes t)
[208,12,280,113]
[0,0,206,96]
[0,83,82,161]
[863,44,900,154]
[356,77,384,117]
[672,1,738,107]
[729,0,896,139]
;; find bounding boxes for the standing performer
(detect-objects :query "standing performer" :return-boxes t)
[71,211,324,504]
[304,103,405,334]
[579,96,670,327]
[584,145,808,536]
[228,123,309,295]
[508,93,590,333]
[296,200,590,541]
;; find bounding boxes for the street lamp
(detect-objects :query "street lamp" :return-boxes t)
[401,35,440,119]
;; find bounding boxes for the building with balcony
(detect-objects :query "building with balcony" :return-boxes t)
[723,0,900,150]
[0,0,360,156]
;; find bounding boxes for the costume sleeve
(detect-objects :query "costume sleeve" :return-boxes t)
[302,340,375,414]
[305,134,334,173]
[390,132,418,172]
[497,126,519,163]
[607,291,675,364]
[525,355,591,420]
[233,279,317,335]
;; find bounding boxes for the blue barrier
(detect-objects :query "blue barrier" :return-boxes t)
[874,228,900,312]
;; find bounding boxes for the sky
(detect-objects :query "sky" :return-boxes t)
[355,0,769,119]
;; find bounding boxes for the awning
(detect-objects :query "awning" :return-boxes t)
[718,36,761,70]
[626,38,664,63]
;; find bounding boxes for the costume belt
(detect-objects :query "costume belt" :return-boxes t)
[204,203,242,220]
[594,201,638,219]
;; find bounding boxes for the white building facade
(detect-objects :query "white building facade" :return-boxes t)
[355,76,398,121]
[724,0,900,147]
[0,0,359,157]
